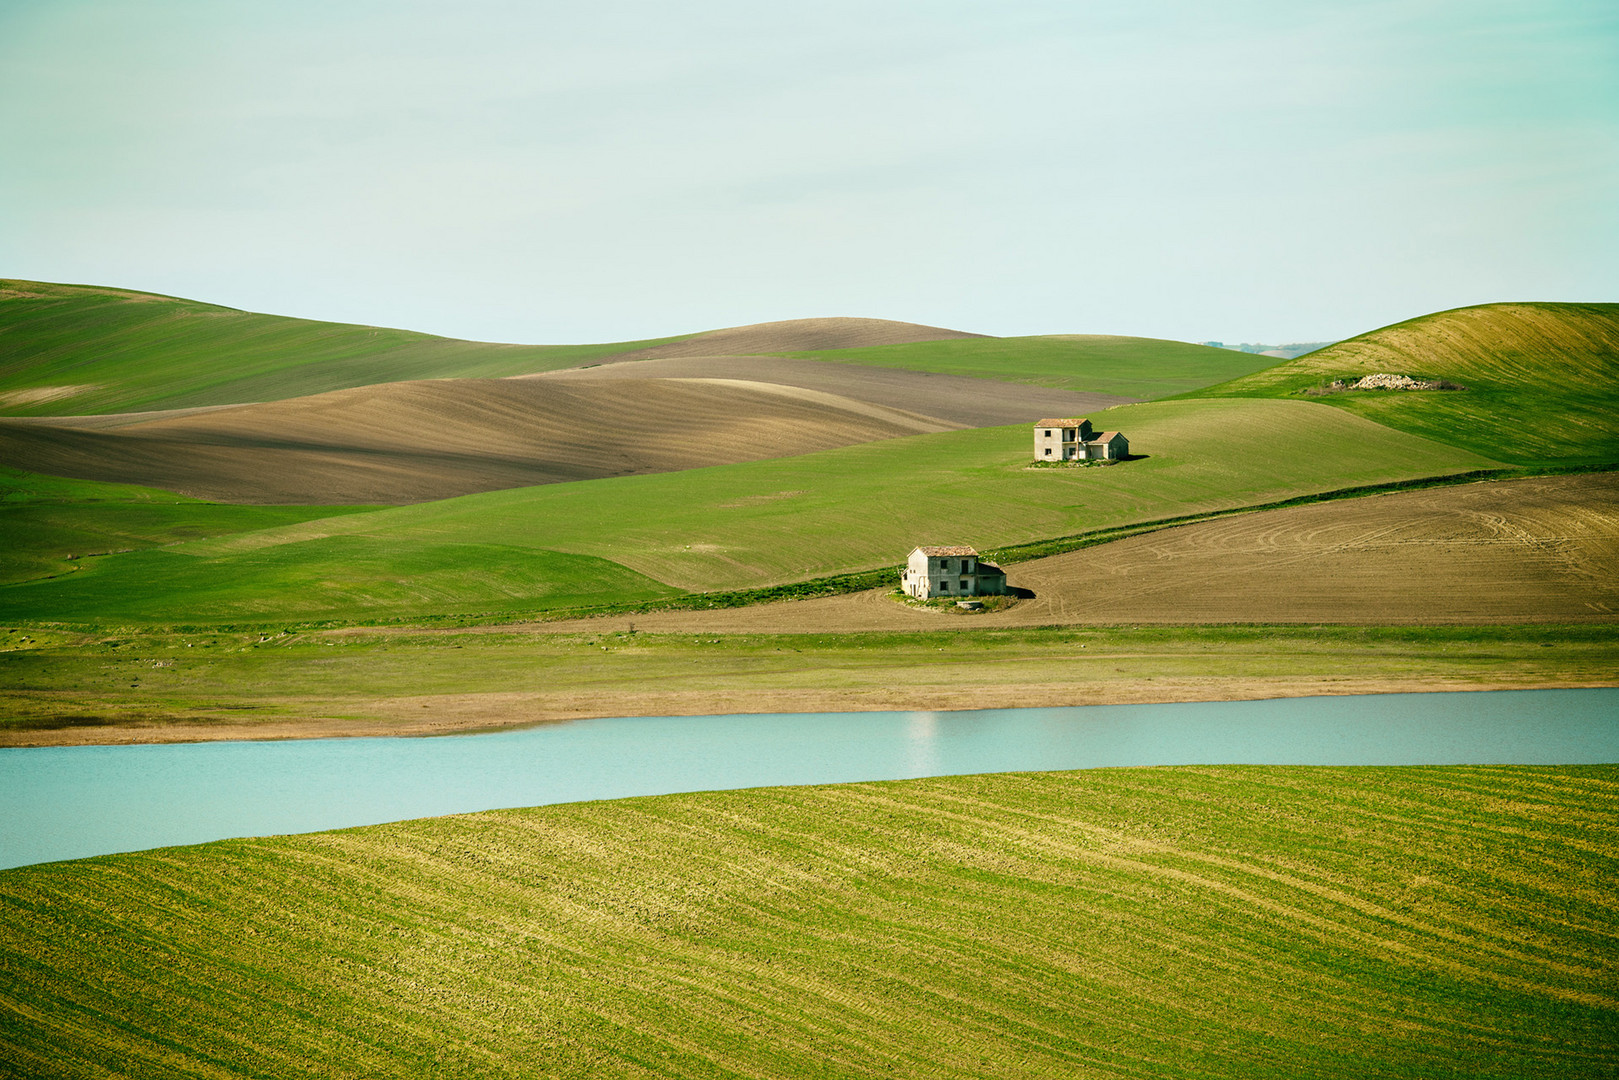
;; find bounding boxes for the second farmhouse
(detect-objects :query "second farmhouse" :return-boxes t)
[1034,418,1128,462]
[901,546,1008,600]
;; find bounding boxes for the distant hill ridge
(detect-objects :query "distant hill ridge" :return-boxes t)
[604,317,987,360]
[0,282,997,417]
[0,280,695,416]
[0,284,1139,503]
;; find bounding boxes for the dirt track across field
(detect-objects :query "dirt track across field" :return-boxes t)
[527,355,1128,428]
[14,672,1601,747]
[545,473,1619,633]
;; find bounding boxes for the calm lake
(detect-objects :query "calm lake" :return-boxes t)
[3,688,1616,870]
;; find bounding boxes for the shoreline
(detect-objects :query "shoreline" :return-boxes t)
[6,673,1612,748]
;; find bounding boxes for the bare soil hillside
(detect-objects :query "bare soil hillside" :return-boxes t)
[994,472,1619,624]
[530,355,1133,427]
[1,345,1129,503]
[549,473,1619,633]
[0,378,959,504]
[601,317,985,360]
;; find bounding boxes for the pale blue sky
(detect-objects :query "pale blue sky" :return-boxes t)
[3,0,1615,344]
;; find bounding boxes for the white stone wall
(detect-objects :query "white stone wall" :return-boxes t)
[1034,426,1067,461]
[1033,422,1095,462]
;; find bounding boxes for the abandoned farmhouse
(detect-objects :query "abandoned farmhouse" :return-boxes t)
[1034,418,1128,461]
[901,546,1008,599]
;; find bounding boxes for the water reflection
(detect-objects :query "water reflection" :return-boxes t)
[904,711,941,778]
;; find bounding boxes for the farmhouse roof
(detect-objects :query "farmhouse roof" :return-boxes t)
[915,545,979,557]
[1093,431,1123,441]
[1036,418,1088,427]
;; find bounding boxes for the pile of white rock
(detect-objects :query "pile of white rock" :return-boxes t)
[1307,372,1464,394]
[1349,372,1443,390]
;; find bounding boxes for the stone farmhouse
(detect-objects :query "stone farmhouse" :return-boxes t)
[901,546,1008,600]
[1034,418,1129,462]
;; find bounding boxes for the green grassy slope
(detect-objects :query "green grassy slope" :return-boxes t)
[0,538,680,625]
[0,399,1497,625]
[0,281,684,416]
[782,334,1278,399]
[1187,302,1619,466]
[0,468,370,586]
[2,766,1614,1078]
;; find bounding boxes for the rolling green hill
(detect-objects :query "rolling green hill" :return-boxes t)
[2,766,1614,1078]
[0,281,684,416]
[1,281,1284,419]
[0,399,1496,626]
[1187,302,1619,466]
[0,468,372,586]
[782,334,1278,399]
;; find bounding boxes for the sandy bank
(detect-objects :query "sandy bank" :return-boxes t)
[8,672,1610,748]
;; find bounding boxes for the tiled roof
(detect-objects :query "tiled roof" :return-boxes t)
[914,545,979,557]
[1093,431,1123,440]
[1035,418,1088,428]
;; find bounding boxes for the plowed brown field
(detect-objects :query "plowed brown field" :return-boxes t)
[0,354,1127,504]
[0,378,946,504]
[528,355,1130,427]
[998,471,1619,624]
[548,473,1619,633]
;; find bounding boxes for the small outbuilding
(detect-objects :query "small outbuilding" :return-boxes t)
[1034,419,1129,462]
[901,546,1008,600]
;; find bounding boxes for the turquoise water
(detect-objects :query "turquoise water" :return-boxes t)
[2,688,1615,869]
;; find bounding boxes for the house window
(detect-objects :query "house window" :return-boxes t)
[1044,447,1052,456]
[940,580,950,591]
[1044,429,1052,437]
[959,579,969,589]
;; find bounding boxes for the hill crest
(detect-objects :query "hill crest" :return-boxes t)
[600,317,987,361]
[1188,301,1619,466]
[1206,302,1619,392]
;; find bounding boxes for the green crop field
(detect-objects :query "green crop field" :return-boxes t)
[0,468,371,586]
[2,765,1614,1078]
[1187,302,1619,466]
[781,334,1279,399]
[0,280,686,416]
[0,399,1497,626]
